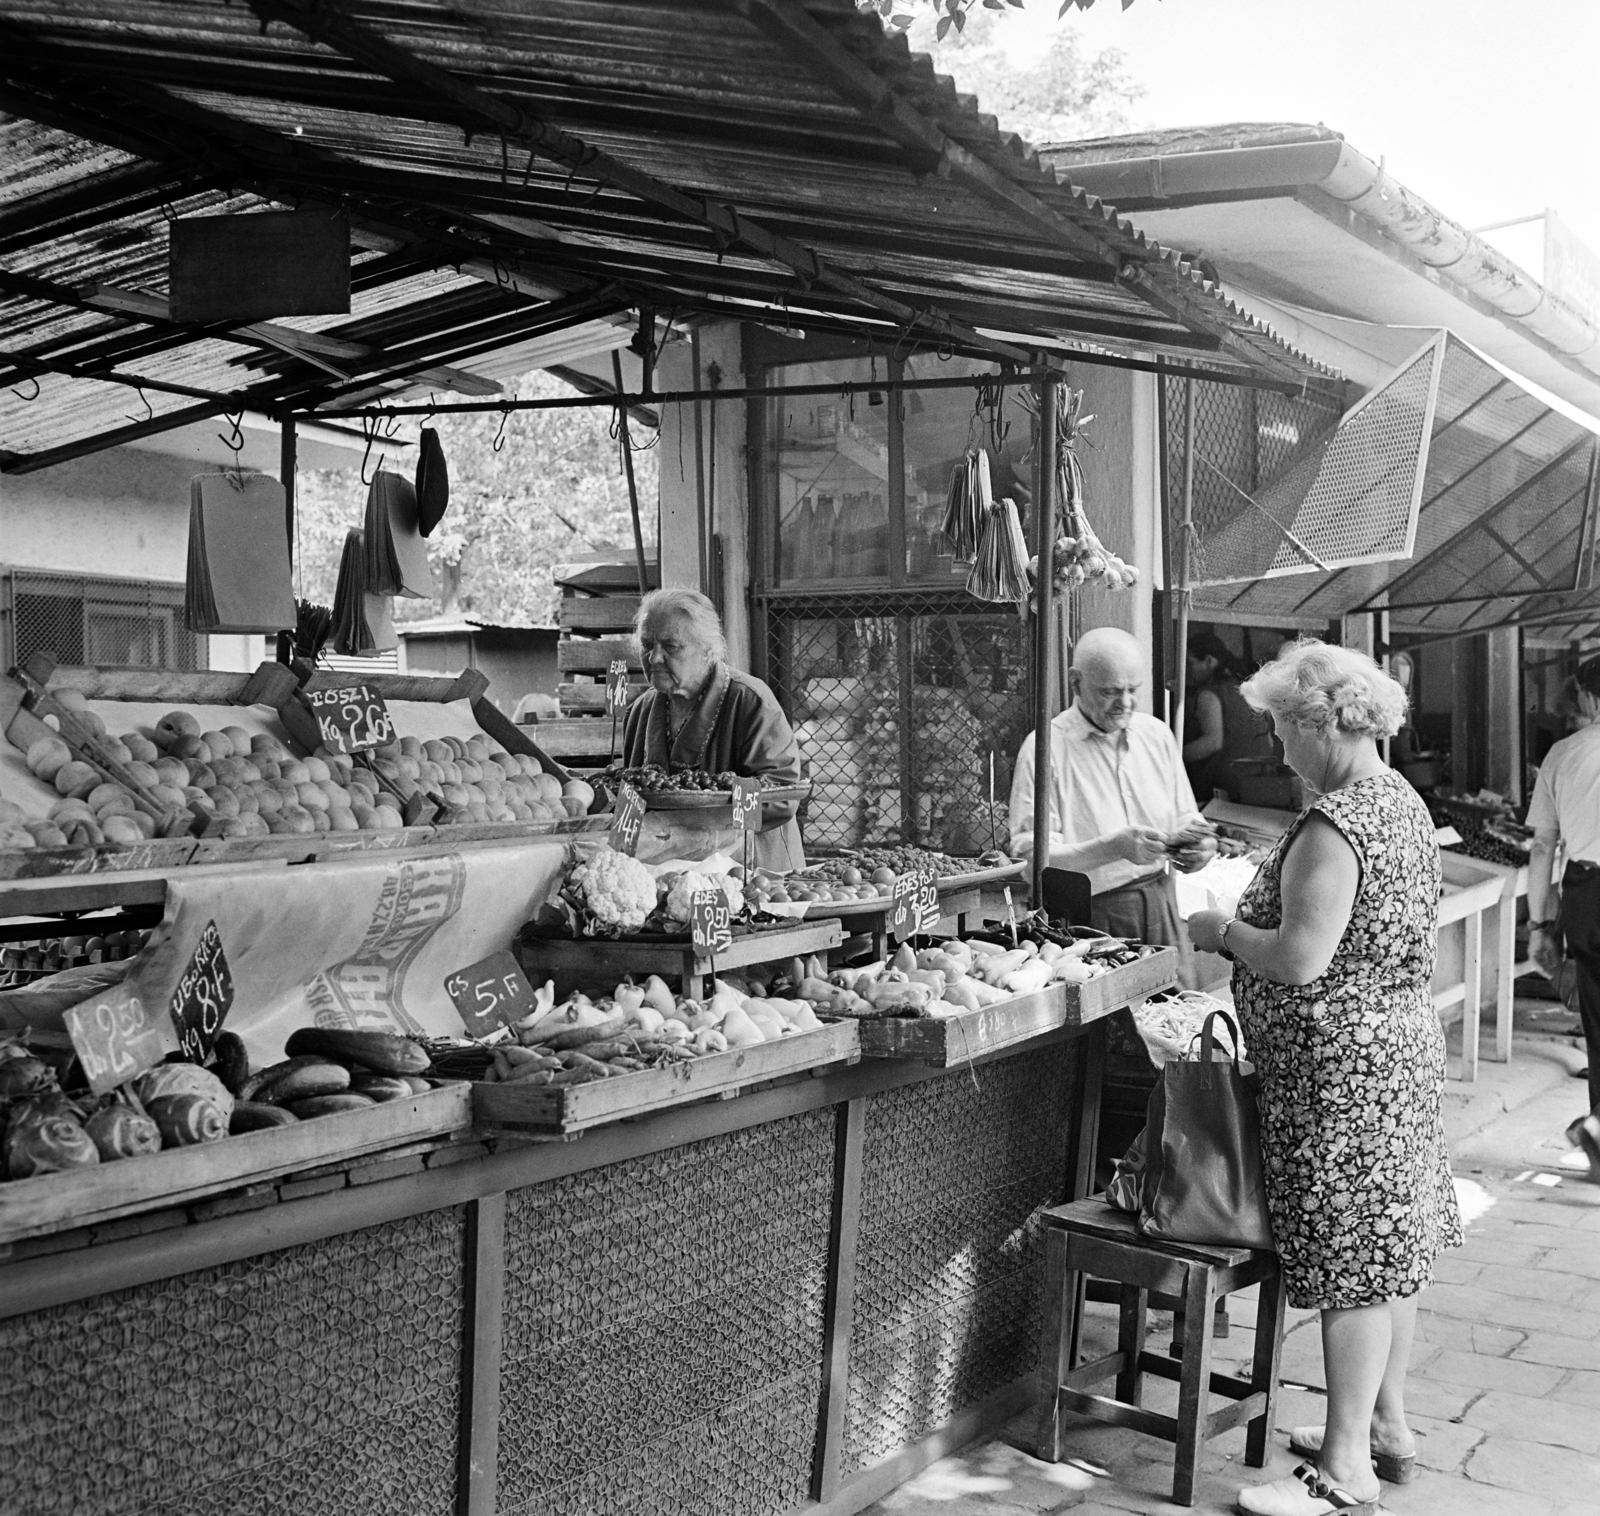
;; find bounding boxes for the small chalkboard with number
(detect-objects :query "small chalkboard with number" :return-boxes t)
[606,659,631,712]
[65,982,171,1097]
[690,887,733,958]
[305,684,395,754]
[730,776,761,833]
[889,870,940,943]
[168,919,234,1063]
[610,781,645,857]
[444,949,537,1036]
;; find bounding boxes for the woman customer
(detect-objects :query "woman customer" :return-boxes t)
[621,587,805,872]
[1188,640,1460,1516]
[1183,630,1273,801]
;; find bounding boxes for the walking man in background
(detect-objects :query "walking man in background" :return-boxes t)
[1526,654,1600,1175]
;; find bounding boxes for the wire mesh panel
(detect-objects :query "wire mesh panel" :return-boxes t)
[1,569,204,670]
[496,1112,835,1516]
[0,1207,465,1516]
[843,1043,1077,1475]
[761,592,1030,854]
[1173,345,1430,588]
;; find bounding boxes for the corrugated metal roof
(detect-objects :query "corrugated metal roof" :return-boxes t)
[0,0,1339,473]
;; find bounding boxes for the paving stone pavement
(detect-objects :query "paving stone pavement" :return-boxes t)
[859,1026,1600,1516]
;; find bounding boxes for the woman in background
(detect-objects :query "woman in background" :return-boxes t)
[1183,630,1273,802]
[1189,640,1460,1516]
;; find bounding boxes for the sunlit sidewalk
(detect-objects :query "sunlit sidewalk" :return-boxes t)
[862,1024,1600,1516]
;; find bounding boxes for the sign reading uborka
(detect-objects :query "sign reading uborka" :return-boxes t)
[168,919,234,1062]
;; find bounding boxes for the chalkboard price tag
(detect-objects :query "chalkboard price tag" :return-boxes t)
[65,983,172,1096]
[690,887,733,958]
[889,869,940,943]
[444,949,537,1036]
[730,776,761,833]
[168,919,234,1063]
[606,659,631,712]
[610,781,645,857]
[304,684,395,754]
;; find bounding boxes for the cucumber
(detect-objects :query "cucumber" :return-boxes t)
[348,1073,414,1103]
[287,1092,376,1118]
[258,1058,350,1106]
[284,1027,429,1076]
[230,1101,299,1133]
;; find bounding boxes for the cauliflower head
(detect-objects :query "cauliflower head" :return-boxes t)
[663,868,744,924]
[568,846,658,932]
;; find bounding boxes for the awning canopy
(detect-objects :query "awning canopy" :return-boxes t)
[1188,332,1600,641]
[0,0,1336,475]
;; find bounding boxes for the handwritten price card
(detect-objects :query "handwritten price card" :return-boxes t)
[444,949,537,1036]
[65,983,172,1096]
[168,919,234,1063]
[606,659,631,713]
[610,781,645,857]
[305,685,395,754]
[889,870,940,943]
[730,776,761,833]
[690,888,733,958]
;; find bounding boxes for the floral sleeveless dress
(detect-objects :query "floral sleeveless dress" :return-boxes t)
[1232,771,1461,1310]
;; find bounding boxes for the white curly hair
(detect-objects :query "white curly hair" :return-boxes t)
[1240,638,1409,739]
[632,587,727,663]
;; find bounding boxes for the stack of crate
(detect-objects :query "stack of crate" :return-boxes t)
[533,557,657,768]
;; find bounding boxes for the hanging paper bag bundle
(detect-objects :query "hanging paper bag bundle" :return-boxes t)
[1137,1008,1274,1251]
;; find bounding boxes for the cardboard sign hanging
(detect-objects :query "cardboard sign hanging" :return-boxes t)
[889,870,940,943]
[690,887,733,958]
[610,782,645,857]
[444,949,537,1036]
[168,919,234,1063]
[64,983,172,1097]
[304,684,395,754]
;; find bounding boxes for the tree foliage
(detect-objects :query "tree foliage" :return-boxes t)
[866,0,1141,45]
[292,369,658,627]
[868,0,1143,143]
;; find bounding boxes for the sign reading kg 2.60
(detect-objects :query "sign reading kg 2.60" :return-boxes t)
[305,684,395,754]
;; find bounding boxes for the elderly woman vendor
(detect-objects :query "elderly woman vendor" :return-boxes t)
[620,587,804,872]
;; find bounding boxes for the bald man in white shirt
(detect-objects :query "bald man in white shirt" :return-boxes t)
[1009,627,1216,966]
[1527,655,1600,1170]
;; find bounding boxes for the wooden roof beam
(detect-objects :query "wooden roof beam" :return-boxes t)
[243,0,1043,369]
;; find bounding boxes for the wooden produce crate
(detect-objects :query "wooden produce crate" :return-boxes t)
[857,946,1180,1068]
[472,1020,859,1134]
[0,1084,472,1246]
[516,919,843,1001]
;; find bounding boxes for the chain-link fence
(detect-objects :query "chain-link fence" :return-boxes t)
[758,591,1031,855]
[0,569,203,670]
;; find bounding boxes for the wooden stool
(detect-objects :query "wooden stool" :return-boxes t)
[1036,1198,1287,1506]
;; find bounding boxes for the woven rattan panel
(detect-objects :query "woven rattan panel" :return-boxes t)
[0,1207,465,1516]
[497,1111,835,1516]
[843,1044,1076,1474]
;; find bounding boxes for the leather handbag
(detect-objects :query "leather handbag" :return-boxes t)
[1137,1008,1274,1251]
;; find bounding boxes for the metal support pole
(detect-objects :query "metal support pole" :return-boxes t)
[278,415,297,665]
[691,329,708,596]
[1032,370,1059,901]
[613,350,651,598]
[1173,378,1196,750]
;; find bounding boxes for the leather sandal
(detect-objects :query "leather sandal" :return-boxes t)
[1236,1462,1379,1515]
[1288,1425,1416,1484]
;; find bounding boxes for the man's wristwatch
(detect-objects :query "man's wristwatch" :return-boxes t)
[1216,917,1239,961]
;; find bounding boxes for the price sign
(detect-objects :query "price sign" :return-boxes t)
[444,949,537,1037]
[65,982,171,1096]
[690,887,733,958]
[730,776,762,834]
[305,684,395,754]
[606,659,631,712]
[168,919,234,1063]
[889,869,940,943]
[610,781,645,857]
